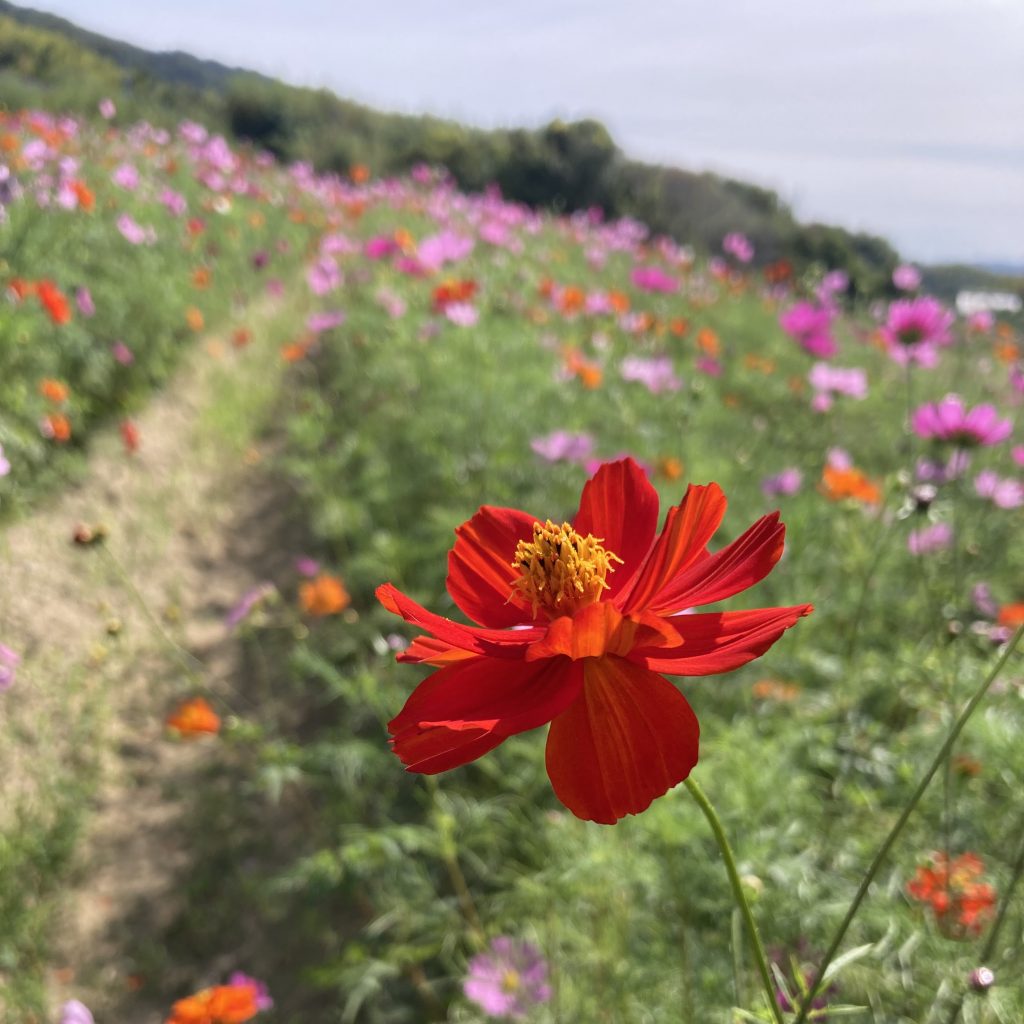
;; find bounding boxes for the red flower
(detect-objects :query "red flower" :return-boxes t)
[907,852,997,938]
[377,458,812,823]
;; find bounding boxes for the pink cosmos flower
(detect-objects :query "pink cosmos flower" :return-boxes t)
[916,450,971,484]
[225,583,276,631]
[307,256,341,295]
[306,310,345,333]
[882,297,954,365]
[0,443,10,477]
[530,430,595,463]
[227,972,273,1011]
[112,341,134,365]
[75,287,95,317]
[761,468,803,498]
[111,163,139,190]
[1012,445,1024,468]
[0,643,20,691]
[893,264,922,291]
[160,188,187,216]
[818,270,849,300]
[912,396,1012,447]
[464,938,551,1020]
[696,356,722,377]
[98,98,116,120]
[620,355,682,393]
[974,471,1024,509]
[967,311,994,333]
[630,265,679,293]
[116,214,155,245]
[418,229,474,271]
[722,232,754,263]
[907,522,953,555]
[60,1000,94,1024]
[444,302,479,327]
[779,302,837,358]
[808,364,868,409]
[295,557,320,577]
[376,288,407,319]
[365,236,398,260]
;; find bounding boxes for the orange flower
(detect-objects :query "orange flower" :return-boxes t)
[70,180,95,211]
[120,420,140,454]
[281,340,310,363]
[608,290,631,314]
[997,603,1024,628]
[994,341,1020,364]
[432,279,477,312]
[39,378,69,403]
[42,412,71,442]
[669,317,689,336]
[186,307,205,331]
[37,280,71,325]
[562,347,603,389]
[658,456,684,481]
[821,465,881,505]
[557,286,585,315]
[192,267,212,289]
[907,852,996,938]
[165,984,258,1024]
[232,328,252,349]
[696,328,720,356]
[166,696,221,737]
[349,163,370,184]
[7,278,34,301]
[300,574,350,616]
[394,227,415,253]
[752,678,801,701]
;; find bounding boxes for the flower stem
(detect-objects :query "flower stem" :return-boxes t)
[684,776,783,1024]
[794,624,1024,1023]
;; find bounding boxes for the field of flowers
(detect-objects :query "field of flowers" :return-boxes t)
[1,102,1022,1024]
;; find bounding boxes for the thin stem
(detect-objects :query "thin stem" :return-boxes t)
[794,624,1024,1023]
[684,776,783,1024]
[943,823,1024,1024]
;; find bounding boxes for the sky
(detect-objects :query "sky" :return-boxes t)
[19,0,1024,265]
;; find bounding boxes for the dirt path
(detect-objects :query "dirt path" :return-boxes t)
[0,294,307,1021]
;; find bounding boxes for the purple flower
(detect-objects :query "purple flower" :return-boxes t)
[780,302,837,358]
[295,556,320,577]
[0,443,10,478]
[464,937,552,1020]
[59,1000,94,1024]
[893,264,922,291]
[907,522,953,555]
[0,643,19,691]
[912,396,1012,447]
[160,187,187,216]
[722,231,754,263]
[225,582,276,630]
[306,311,345,333]
[75,287,95,317]
[619,355,681,393]
[530,430,594,463]
[630,265,678,293]
[228,971,273,1011]
[973,583,1000,620]
[974,470,1024,509]
[761,468,803,498]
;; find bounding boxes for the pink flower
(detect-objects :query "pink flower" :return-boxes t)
[307,256,341,295]
[967,311,994,333]
[112,341,134,365]
[630,265,678,293]
[530,430,594,463]
[780,302,837,358]
[160,188,187,216]
[912,396,1012,447]
[111,163,139,190]
[908,522,953,555]
[444,302,479,327]
[306,310,345,333]
[225,582,276,630]
[974,471,1024,509]
[1012,445,1024,468]
[0,643,20,692]
[98,98,116,120]
[116,214,155,245]
[365,236,398,260]
[60,1000,94,1024]
[808,363,868,403]
[417,229,474,271]
[916,450,970,484]
[893,264,922,291]
[227,972,273,1011]
[0,443,10,477]
[818,270,849,300]
[722,232,754,263]
[620,355,681,393]
[882,297,954,365]
[295,556,320,577]
[464,938,551,1020]
[74,287,94,317]
[761,468,803,498]
[696,356,722,377]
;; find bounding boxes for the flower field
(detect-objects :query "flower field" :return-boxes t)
[1,104,1022,1024]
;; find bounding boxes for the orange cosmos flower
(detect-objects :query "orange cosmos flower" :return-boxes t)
[70,180,95,211]
[120,420,140,454]
[281,339,311,363]
[165,983,258,1024]
[39,378,69,403]
[300,574,351,616]
[751,678,801,701]
[669,317,689,336]
[562,348,603,389]
[378,459,811,824]
[42,412,71,442]
[192,267,212,289]
[997,603,1024,628]
[166,697,221,737]
[994,340,1020,364]
[821,465,882,505]
[658,456,684,481]
[907,852,996,938]
[232,328,252,349]
[186,307,205,331]
[557,286,585,315]
[349,163,370,184]
[696,327,720,356]
[37,280,71,325]
[608,290,631,314]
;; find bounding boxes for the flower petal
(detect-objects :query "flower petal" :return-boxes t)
[446,505,538,627]
[390,655,585,772]
[617,483,727,614]
[634,605,812,675]
[545,656,699,824]
[573,458,659,599]
[643,512,786,614]
[377,583,544,659]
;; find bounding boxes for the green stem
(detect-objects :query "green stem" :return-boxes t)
[794,624,1024,1023]
[684,776,783,1024]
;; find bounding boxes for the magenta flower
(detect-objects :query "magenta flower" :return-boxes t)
[227,972,273,1011]
[893,264,922,291]
[967,311,994,333]
[974,470,1024,509]
[1013,445,1024,468]
[225,582,276,630]
[75,287,95,317]
[295,556,320,577]
[112,341,134,365]
[761,468,803,498]
[779,302,837,358]
[907,522,953,555]
[418,229,474,271]
[160,187,187,216]
[306,311,345,333]
[916,450,970,485]
[365,236,397,260]
[59,1000,94,1024]
[630,265,678,293]
[0,643,20,692]
[530,430,594,463]
[620,355,682,393]
[882,297,954,365]
[722,232,754,263]
[307,256,341,296]
[0,443,11,477]
[808,363,868,411]
[464,938,552,1020]
[696,355,722,377]
[912,396,1012,447]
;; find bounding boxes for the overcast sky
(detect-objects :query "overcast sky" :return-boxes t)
[19,0,1024,265]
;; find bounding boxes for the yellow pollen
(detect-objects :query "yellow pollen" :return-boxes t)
[501,969,521,992]
[512,520,622,617]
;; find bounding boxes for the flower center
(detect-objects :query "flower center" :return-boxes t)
[501,969,521,993]
[512,520,622,618]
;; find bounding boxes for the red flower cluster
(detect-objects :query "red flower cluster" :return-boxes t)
[907,852,996,938]
[378,459,811,824]
[432,278,477,312]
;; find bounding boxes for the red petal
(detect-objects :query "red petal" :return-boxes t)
[618,483,727,614]
[390,656,585,772]
[644,513,786,614]
[377,583,544,659]
[397,636,478,666]
[573,458,659,600]
[633,605,812,675]
[545,656,699,824]
[446,505,538,627]
[524,604,682,662]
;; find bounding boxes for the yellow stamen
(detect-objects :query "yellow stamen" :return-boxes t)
[501,969,521,992]
[512,520,622,618]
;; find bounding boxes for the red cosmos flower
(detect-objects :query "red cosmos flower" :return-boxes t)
[377,459,812,823]
[907,852,996,938]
